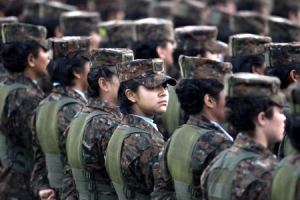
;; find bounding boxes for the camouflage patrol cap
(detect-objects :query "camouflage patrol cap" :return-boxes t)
[224,73,285,106]
[48,36,91,60]
[60,11,100,34]
[0,16,18,25]
[175,26,219,52]
[286,83,300,115]
[234,11,267,35]
[134,18,174,42]
[117,59,176,87]
[1,23,48,49]
[206,7,234,31]
[266,16,300,42]
[89,48,134,75]
[174,0,206,22]
[229,34,272,57]
[179,55,232,82]
[264,42,300,67]
[149,1,175,19]
[42,1,77,19]
[216,40,229,56]
[98,20,134,44]
[23,0,44,18]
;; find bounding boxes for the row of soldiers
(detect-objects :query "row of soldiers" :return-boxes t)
[0,1,300,200]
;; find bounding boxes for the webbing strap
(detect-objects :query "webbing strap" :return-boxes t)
[36,96,79,155]
[78,192,117,200]
[67,110,110,169]
[271,159,300,200]
[112,182,150,200]
[167,125,209,199]
[46,153,63,188]
[207,149,258,200]
[161,90,180,137]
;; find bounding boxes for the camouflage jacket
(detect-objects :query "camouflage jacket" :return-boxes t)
[62,98,122,199]
[119,114,165,194]
[31,86,86,198]
[151,115,233,200]
[0,73,45,200]
[201,134,278,200]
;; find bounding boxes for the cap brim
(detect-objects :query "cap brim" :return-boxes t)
[39,39,49,50]
[136,73,177,88]
[270,92,287,107]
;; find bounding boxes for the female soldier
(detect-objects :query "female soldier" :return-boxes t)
[31,37,91,200]
[63,48,134,199]
[105,58,176,199]
[0,23,49,200]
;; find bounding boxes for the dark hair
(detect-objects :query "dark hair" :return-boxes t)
[1,41,40,73]
[237,2,266,12]
[176,79,224,115]
[272,4,300,19]
[41,18,60,38]
[226,96,276,137]
[64,29,91,37]
[208,0,233,6]
[265,64,300,89]
[5,0,23,17]
[118,80,140,115]
[100,40,133,49]
[228,54,265,73]
[87,67,115,98]
[132,40,167,59]
[287,113,300,151]
[47,57,88,86]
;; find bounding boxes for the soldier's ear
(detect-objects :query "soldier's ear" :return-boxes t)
[98,77,109,93]
[27,53,35,68]
[156,45,165,60]
[203,94,215,108]
[125,89,137,103]
[288,70,300,83]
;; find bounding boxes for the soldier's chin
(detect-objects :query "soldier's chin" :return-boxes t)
[156,106,167,114]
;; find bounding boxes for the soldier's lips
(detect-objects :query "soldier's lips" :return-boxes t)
[158,100,168,105]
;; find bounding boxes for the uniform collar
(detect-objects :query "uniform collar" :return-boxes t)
[86,98,122,119]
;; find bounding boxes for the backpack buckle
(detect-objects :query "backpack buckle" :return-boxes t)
[122,187,135,198]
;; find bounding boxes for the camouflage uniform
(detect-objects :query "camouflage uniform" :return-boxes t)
[201,73,286,200]
[264,42,300,159]
[59,11,100,35]
[0,17,18,81]
[105,59,176,199]
[151,56,233,200]
[271,83,300,200]
[155,26,227,139]
[234,11,267,35]
[31,37,91,199]
[0,23,47,199]
[62,48,133,199]
[97,20,135,48]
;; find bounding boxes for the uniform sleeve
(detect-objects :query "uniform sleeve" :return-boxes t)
[30,113,50,196]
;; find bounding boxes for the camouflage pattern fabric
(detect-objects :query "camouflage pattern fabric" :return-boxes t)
[63,98,122,199]
[179,55,233,82]
[174,25,219,52]
[1,23,48,49]
[0,16,18,26]
[24,0,76,19]
[59,11,100,34]
[229,34,272,57]
[31,86,86,199]
[151,115,233,199]
[201,134,278,200]
[134,18,174,42]
[98,20,135,44]
[264,42,300,67]
[118,115,165,194]
[48,36,92,60]
[89,48,134,74]
[148,1,175,19]
[206,7,234,31]
[117,59,176,88]
[234,11,267,35]
[266,16,300,42]
[224,73,286,107]
[286,83,300,115]
[0,73,45,200]
[174,0,206,23]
